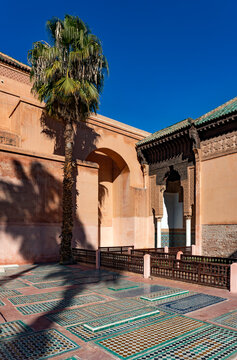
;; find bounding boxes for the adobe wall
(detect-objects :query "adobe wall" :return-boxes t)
[0,59,152,260]
[0,145,99,264]
[200,133,237,257]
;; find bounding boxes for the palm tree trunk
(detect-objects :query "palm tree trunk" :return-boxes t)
[60,119,74,264]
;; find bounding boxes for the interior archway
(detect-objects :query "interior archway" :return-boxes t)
[161,167,185,247]
[86,148,130,247]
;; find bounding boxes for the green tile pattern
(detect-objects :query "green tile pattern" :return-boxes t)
[83,307,159,331]
[0,290,21,297]
[9,288,91,305]
[140,288,189,301]
[107,281,140,291]
[0,320,32,339]
[67,311,168,342]
[0,328,79,360]
[139,291,195,306]
[47,299,147,326]
[158,293,226,314]
[0,299,5,306]
[96,315,207,359]
[33,280,75,289]
[212,310,237,330]
[16,294,106,315]
[0,280,29,289]
[134,324,237,359]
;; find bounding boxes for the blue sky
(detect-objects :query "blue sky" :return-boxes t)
[1,0,237,133]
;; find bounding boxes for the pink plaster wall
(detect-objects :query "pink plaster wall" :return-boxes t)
[0,146,98,264]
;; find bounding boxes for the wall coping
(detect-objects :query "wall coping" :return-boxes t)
[0,144,99,169]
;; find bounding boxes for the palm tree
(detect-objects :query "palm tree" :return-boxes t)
[28,15,108,264]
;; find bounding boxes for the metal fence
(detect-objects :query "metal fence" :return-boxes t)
[72,248,96,264]
[150,257,230,289]
[100,252,144,274]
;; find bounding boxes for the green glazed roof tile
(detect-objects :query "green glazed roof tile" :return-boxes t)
[195,96,237,125]
[138,96,237,147]
[137,118,191,146]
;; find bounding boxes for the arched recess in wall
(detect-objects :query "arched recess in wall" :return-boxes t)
[86,148,131,247]
[161,167,184,247]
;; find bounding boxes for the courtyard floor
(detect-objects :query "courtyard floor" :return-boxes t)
[0,263,237,360]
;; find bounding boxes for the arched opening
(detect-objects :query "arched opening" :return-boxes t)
[86,148,130,247]
[161,167,185,247]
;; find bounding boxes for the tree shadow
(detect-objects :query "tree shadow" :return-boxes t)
[40,111,100,160]
[0,113,123,358]
[0,160,121,358]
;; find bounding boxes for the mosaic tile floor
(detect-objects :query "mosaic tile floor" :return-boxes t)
[1,263,236,360]
[0,320,32,339]
[95,284,169,298]
[67,311,168,342]
[140,288,189,301]
[8,288,92,305]
[212,310,237,330]
[0,299,5,306]
[33,280,78,289]
[157,293,226,314]
[133,324,237,360]
[16,294,106,315]
[83,306,159,331]
[0,289,21,297]
[0,279,29,289]
[0,328,79,360]
[47,299,147,326]
[96,315,207,359]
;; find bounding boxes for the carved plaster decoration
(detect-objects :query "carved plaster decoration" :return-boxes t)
[137,148,148,165]
[201,131,237,160]
[189,124,200,149]
[0,130,19,147]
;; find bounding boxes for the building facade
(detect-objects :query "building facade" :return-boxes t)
[0,51,236,263]
[137,99,237,258]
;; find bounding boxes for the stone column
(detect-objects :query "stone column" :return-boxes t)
[143,254,151,279]
[230,263,237,293]
[156,217,162,248]
[185,216,191,247]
